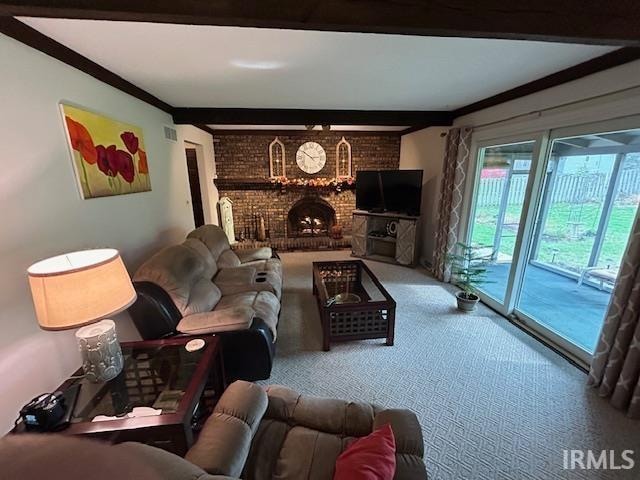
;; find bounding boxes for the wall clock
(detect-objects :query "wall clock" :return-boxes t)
[296,141,326,174]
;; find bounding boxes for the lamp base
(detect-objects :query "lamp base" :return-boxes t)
[75,319,123,383]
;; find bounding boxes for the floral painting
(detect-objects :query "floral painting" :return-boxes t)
[61,104,151,198]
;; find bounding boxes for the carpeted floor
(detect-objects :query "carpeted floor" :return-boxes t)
[260,250,639,480]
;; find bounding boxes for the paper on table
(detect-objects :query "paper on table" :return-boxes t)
[92,406,162,422]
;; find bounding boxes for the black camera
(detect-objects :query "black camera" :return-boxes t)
[19,392,67,431]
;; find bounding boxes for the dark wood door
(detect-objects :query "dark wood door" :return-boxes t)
[185,148,205,227]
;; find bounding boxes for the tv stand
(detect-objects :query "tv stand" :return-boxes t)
[351,210,419,267]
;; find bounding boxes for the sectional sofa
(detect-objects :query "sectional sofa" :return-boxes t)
[128,225,283,381]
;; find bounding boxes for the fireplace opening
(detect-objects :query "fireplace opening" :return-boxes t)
[287,197,336,237]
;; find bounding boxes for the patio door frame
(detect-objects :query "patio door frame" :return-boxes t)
[461,114,640,369]
[460,131,549,317]
[512,114,640,367]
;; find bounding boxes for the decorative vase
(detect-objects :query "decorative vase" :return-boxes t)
[75,319,124,382]
[256,214,266,241]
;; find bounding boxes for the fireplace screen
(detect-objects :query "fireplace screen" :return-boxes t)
[287,198,336,237]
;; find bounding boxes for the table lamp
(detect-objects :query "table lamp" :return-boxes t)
[27,249,137,382]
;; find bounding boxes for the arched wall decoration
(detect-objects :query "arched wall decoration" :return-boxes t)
[336,136,352,179]
[269,137,286,178]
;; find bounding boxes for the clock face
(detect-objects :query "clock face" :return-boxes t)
[296,141,326,174]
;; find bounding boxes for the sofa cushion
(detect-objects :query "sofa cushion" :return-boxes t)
[275,426,345,480]
[264,385,374,437]
[215,266,257,295]
[133,243,220,316]
[216,291,280,339]
[186,381,268,478]
[182,238,218,277]
[176,306,255,335]
[184,279,222,316]
[218,249,242,268]
[187,225,233,261]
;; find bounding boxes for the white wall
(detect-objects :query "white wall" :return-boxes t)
[455,60,640,131]
[0,34,209,433]
[399,127,449,266]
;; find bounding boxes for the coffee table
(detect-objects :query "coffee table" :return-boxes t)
[14,336,225,455]
[312,260,396,351]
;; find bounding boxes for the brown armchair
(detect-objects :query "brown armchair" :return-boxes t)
[186,381,428,479]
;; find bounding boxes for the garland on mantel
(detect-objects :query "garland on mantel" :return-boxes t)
[270,176,355,192]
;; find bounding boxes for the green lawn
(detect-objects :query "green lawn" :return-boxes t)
[471,202,637,273]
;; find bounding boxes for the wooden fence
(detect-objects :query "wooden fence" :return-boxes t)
[476,169,640,207]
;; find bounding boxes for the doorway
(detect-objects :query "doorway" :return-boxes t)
[185,147,205,228]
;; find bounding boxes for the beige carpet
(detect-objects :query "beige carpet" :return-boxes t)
[260,250,639,480]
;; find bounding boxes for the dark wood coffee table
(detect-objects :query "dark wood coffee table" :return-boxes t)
[14,336,225,455]
[312,260,396,351]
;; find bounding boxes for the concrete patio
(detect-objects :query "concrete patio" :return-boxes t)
[482,263,611,352]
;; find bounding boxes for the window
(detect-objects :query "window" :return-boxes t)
[464,120,640,365]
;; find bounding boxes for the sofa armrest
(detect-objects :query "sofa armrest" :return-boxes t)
[235,247,273,263]
[219,317,276,382]
[176,307,255,335]
[186,381,268,478]
[129,281,182,339]
[373,409,427,480]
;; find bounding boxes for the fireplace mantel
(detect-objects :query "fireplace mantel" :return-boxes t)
[214,178,356,192]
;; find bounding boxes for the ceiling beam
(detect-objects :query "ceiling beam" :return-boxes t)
[0,16,173,113]
[173,109,454,127]
[210,129,402,137]
[1,1,640,46]
[452,47,640,118]
[400,125,434,136]
[193,124,216,136]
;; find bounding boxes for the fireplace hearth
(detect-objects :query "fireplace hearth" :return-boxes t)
[287,197,336,238]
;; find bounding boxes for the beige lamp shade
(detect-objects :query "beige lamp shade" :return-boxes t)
[27,249,137,330]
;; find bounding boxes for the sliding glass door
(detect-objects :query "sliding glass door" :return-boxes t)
[517,127,640,355]
[467,139,538,310]
[465,119,640,364]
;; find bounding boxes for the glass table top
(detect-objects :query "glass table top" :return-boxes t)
[68,343,206,423]
[315,261,390,305]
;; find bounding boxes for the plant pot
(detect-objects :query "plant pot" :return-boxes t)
[456,292,479,312]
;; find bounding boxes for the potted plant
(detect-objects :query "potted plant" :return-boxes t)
[446,242,493,312]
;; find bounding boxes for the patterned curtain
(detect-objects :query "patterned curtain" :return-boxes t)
[588,209,640,418]
[432,127,472,282]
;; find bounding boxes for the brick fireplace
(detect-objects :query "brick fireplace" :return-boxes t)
[288,197,336,237]
[213,132,400,250]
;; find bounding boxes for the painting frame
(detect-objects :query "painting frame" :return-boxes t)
[60,103,152,199]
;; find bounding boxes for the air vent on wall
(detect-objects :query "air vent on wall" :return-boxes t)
[164,125,178,142]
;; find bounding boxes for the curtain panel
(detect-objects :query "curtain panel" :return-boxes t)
[432,127,472,282]
[588,209,640,418]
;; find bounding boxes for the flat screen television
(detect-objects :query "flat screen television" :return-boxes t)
[356,170,423,216]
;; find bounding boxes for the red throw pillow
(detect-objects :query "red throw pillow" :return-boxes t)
[334,423,396,480]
